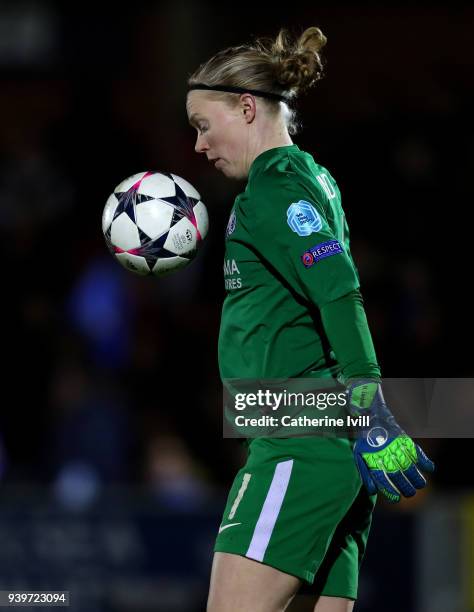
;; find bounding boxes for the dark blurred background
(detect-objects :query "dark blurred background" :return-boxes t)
[1,2,473,611]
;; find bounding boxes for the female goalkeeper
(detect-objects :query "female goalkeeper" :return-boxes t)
[186,26,434,612]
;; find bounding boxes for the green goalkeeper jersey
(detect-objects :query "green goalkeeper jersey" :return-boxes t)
[219,144,361,380]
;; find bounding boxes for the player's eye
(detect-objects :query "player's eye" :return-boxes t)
[198,124,209,135]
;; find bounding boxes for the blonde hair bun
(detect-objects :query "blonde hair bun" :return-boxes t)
[271,27,327,94]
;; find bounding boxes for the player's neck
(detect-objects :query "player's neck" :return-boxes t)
[258,127,293,155]
[245,130,293,175]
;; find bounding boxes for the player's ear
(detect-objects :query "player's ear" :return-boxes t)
[240,93,256,124]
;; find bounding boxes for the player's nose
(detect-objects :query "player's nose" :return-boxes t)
[195,133,209,154]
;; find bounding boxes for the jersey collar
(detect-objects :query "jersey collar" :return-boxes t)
[248,144,300,182]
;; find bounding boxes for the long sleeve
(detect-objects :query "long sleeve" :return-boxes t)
[320,288,381,382]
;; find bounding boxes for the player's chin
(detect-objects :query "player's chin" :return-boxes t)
[219,167,233,179]
[220,165,244,180]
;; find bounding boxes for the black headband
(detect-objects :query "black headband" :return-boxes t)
[188,83,290,103]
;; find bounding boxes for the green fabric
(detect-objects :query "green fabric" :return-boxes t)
[320,290,381,383]
[219,144,364,380]
[214,436,376,593]
[350,382,379,409]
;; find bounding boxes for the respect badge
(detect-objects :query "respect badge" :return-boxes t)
[301,239,343,268]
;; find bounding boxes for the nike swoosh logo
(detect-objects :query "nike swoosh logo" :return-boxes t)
[218,522,242,534]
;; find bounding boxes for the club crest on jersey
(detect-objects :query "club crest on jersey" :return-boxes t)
[301,239,343,268]
[287,200,322,236]
[226,210,236,238]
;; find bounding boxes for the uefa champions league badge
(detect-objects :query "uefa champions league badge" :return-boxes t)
[287,200,322,236]
[226,209,236,238]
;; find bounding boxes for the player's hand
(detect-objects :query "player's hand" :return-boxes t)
[346,380,435,503]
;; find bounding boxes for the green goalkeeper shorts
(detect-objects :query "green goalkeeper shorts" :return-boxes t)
[214,436,376,600]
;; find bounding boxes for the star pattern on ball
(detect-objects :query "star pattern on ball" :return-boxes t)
[160,175,199,228]
[106,174,203,274]
[113,190,155,225]
[135,228,176,267]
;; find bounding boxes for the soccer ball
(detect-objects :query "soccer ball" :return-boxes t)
[102,171,208,277]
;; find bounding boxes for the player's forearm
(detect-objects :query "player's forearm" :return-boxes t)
[319,288,381,382]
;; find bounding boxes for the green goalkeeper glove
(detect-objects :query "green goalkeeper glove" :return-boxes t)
[347,380,435,503]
